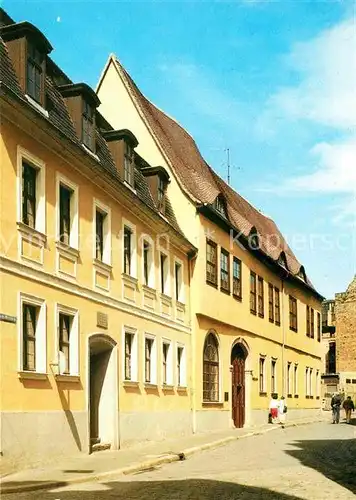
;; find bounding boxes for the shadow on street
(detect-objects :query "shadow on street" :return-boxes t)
[2,478,305,499]
[286,435,356,495]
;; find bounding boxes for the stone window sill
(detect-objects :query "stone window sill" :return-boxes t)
[18,371,48,380]
[56,241,80,258]
[162,384,174,391]
[202,402,224,408]
[17,222,47,244]
[122,273,138,285]
[55,375,80,383]
[144,383,158,389]
[93,259,112,273]
[177,385,188,392]
[123,380,139,388]
[294,395,299,399]
[259,392,268,397]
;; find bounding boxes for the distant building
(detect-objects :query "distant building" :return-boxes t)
[321,276,356,399]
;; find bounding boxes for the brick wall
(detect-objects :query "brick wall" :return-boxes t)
[335,276,356,372]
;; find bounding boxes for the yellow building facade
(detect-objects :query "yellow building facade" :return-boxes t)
[97,55,324,432]
[0,14,195,469]
[0,11,323,469]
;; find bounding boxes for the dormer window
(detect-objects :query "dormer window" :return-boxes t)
[124,142,134,186]
[26,42,44,104]
[158,176,167,211]
[249,228,259,250]
[213,195,227,217]
[82,100,94,150]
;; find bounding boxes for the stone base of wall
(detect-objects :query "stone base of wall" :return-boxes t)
[250,408,322,426]
[0,411,88,471]
[119,410,192,447]
[195,409,232,433]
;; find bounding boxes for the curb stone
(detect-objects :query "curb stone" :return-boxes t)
[0,418,324,495]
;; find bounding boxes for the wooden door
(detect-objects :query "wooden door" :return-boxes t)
[231,348,245,428]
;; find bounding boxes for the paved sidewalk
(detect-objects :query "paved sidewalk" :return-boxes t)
[0,416,325,495]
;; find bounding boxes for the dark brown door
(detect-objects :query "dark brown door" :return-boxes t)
[231,345,246,428]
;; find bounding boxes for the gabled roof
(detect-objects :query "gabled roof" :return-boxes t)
[107,55,317,292]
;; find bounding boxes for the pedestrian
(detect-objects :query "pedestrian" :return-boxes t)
[269,394,279,424]
[331,392,342,424]
[278,396,287,428]
[342,396,355,424]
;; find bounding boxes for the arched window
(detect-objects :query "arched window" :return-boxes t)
[203,332,219,402]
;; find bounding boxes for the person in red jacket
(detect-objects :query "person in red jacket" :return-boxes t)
[342,396,355,424]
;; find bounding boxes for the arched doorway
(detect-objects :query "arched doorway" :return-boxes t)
[88,334,118,452]
[231,343,247,428]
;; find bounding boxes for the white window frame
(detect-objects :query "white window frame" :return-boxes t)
[144,333,157,384]
[17,146,46,234]
[159,249,170,296]
[287,362,292,395]
[18,293,46,373]
[271,357,277,394]
[176,343,187,387]
[122,326,138,382]
[56,173,79,249]
[294,363,299,396]
[162,338,173,386]
[316,369,320,398]
[55,304,79,376]
[93,199,111,265]
[142,236,155,288]
[122,218,137,278]
[309,368,313,397]
[259,355,266,393]
[174,257,184,303]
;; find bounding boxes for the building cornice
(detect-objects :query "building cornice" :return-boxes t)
[0,256,192,335]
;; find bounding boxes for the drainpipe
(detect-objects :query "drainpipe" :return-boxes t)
[281,277,286,397]
[187,249,198,434]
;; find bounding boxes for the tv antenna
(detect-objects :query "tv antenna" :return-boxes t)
[226,148,231,185]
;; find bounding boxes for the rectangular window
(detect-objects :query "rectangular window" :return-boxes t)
[289,296,298,332]
[310,308,314,338]
[274,287,281,326]
[310,368,313,396]
[316,370,320,398]
[317,312,321,342]
[143,241,150,286]
[82,100,94,151]
[22,304,38,371]
[259,357,265,393]
[124,142,134,186]
[305,367,309,396]
[175,261,183,301]
[59,185,72,245]
[271,359,276,394]
[268,284,274,322]
[124,332,133,381]
[258,277,264,317]
[145,337,154,383]
[58,313,72,374]
[162,341,172,386]
[158,177,166,208]
[294,364,298,396]
[22,161,37,229]
[26,43,43,104]
[206,240,217,285]
[177,345,185,387]
[306,305,310,337]
[220,249,230,292]
[232,257,242,299]
[287,362,292,395]
[123,226,132,275]
[95,209,105,261]
[250,272,257,314]
[160,252,169,294]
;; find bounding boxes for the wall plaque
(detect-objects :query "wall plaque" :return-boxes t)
[97,311,108,329]
[0,314,17,324]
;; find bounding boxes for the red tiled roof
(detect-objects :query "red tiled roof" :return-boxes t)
[113,57,315,287]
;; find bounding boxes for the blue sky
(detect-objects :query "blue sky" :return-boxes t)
[5,1,356,298]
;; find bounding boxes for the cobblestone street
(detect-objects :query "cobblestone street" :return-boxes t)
[3,422,355,500]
